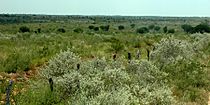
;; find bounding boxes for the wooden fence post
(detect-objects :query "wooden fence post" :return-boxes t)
[6,80,13,105]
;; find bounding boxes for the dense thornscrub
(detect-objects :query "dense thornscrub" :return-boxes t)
[15,35,210,105]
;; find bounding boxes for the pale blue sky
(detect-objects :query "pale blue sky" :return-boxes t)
[0,0,210,16]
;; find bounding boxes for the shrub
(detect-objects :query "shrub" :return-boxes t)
[194,23,210,34]
[57,28,66,33]
[154,26,161,31]
[168,29,175,33]
[73,28,83,33]
[39,50,176,105]
[41,50,80,78]
[150,37,208,103]
[100,25,109,31]
[110,42,124,53]
[19,26,30,33]
[88,25,95,30]
[148,24,155,30]
[93,27,99,31]
[136,27,149,34]
[163,26,168,33]
[37,28,41,33]
[4,52,31,73]
[118,25,125,30]
[150,37,194,69]
[181,24,194,33]
[182,23,210,34]
[130,24,135,28]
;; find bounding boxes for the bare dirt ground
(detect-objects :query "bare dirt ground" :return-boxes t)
[0,68,39,105]
[208,93,210,105]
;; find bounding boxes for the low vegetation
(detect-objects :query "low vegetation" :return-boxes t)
[0,15,210,105]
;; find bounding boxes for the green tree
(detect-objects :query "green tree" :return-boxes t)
[163,26,168,33]
[136,27,149,34]
[181,24,194,33]
[148,24,155,30]
[118,25,125,30]
[168,29,175,33]
[19,26,30,33]
[154,26,161,31]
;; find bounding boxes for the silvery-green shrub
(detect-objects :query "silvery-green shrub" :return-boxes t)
[41,49,80,78]
[150,37,194,69]
[40,49,176,104]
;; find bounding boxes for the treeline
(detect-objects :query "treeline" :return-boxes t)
[18,23,210,34]
[182,23,210,34]
[1,14,210,24]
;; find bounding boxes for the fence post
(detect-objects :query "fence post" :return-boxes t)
[146,49,150,61]
[6,80,13,105]
[128,52,131,63]
[49,78,53,92]
[136,49,140,59]
[113,53,116,61]
[77,64,80,70]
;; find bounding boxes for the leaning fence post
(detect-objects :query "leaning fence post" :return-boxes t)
[49,78,53,92]
[77,64,80,70]
[136,49,140,59]
[113,53,117,61]
[6,80,13,105]
[128,52,131,63]
[146,49,150,61]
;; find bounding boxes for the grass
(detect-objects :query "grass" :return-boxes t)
[0,15,210,104]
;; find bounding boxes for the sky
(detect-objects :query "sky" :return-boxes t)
[0,0,210,17]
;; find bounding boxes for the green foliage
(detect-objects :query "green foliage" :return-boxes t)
[19,26,30,33]
[168,29,175,33]
[163,26,168,33]
[41,50,80,78]
[181,24,194,33]
[4,51,31,73]
[130,24,135,28]
[150,37,194,69]
[57,28,66,33]
[118,25,125,30]
[100,25,109,31]
[35,50,176,105]
[88,25,95,30]
[148,24,155,30]
[194,23,210,34]
[73,28,83,33]
[136,27,149,34]
[182,23,210,34]
[110,42,124,53]
[37,28,41,33]
[14,80,61,105]
[93,27,99,31]
[150,37,208,103]
[154,26,161,31]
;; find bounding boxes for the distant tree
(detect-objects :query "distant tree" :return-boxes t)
[19,26,30,33]
[163,26,168,33]
[88,25,95,30]
[168,29,175,33]
[118,25,125,30]
[136,27,149,34]
[154,26,161,31]
[100,25,109,31]
[73,28,83,33]
[130,24,135,28]
[94,27,99,31]
[194,23,210,34]
[148,24,155,30]
[37,28,41,33]
[57,28,66,33]
[181,24,194,33]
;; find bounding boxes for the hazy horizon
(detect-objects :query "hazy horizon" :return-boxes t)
[1,0,210,17]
